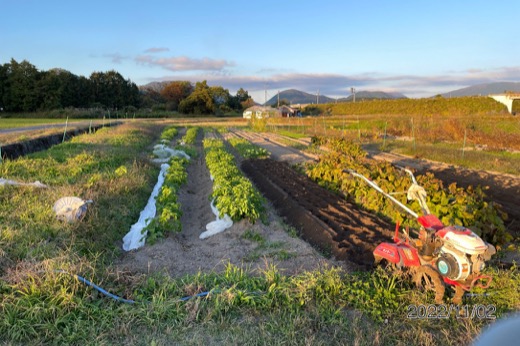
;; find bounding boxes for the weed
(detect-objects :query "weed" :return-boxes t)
[284,225,299,238]
[242,229,265,244]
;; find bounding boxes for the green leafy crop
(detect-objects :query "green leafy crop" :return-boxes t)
[306,137,510,244]
[203,138,265,222]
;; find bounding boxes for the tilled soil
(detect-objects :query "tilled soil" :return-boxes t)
[242,158,395,268]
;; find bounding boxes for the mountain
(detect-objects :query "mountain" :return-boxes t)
[440,82,520,97]
[337,90,408,102]
[139,81,170,93]
[265,89,334,106]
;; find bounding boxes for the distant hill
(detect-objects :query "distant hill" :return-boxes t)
[139,81,170,93]
[440,82,520,97]
[337,90,408,102]
[265,89,334,106]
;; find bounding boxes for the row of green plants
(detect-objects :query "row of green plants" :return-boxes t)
[181,126,200,145]
[227,137,270,159]
[203,138,265,222]
[305,137,510,244]
[160,125,178,141]
[143,156,188,243]
[144,127,200,242]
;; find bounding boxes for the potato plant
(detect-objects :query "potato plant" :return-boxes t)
[203,138,265,222]
[144,126,191,242]
[306,137,510,244]
[181,126,200,145]
[160,126,178,141]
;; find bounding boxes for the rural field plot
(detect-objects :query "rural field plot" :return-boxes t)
[1,119,519,345]
[117,127,336,278]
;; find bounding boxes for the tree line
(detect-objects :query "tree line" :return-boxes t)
[0,59,255,115]
[140,80,254,115]
[0,59,140,112]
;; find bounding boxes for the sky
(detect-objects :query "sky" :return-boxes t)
[1,0,520,102]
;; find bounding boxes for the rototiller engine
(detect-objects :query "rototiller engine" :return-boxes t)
[346,168,496,304]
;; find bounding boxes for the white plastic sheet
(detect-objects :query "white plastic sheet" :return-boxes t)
[152,144,190,160]
[199,200,233,239]
[0,178,47,188]
[122,163,169,251]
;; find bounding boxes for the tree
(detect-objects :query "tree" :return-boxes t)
[226,87,254,111]
[0,63,8,111]
[210,85,232,114]
[178,80,214,114]
[36,70,63,110]
[89,70,140,110]
[3,59,41,112]
[160,81,193,110]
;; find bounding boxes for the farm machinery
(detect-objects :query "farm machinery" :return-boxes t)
[346,169,496,304]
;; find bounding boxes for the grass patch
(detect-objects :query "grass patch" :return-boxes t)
[0,118,90,129]
[242,229,266,244]
[2,261,517,345]
[383,140,520,175]
[277,129,308,139]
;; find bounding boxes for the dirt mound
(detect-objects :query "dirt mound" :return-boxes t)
[242,158,395,268]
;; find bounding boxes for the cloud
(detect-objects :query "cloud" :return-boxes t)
[104,53,127,64]
[136,55,234,72]
[144,47,170,53]
[144,66,520,99]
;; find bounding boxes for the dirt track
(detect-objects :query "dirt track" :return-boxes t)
[242,158,395,268]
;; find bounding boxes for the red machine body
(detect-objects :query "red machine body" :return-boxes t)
[347,169,496,303]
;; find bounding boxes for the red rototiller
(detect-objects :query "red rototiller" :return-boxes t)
[347,168,496,303]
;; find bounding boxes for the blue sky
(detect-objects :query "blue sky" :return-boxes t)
[1,0,519,102]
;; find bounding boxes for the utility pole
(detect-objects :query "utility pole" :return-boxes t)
[317,89,320,105]
[277,90,280,108]
[351,87,356,103]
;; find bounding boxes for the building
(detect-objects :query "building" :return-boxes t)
[243,106,281,119]
[278,105,297,117]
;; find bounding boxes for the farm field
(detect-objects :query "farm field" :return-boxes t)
[264,114,520,175]
[0,117,519,345]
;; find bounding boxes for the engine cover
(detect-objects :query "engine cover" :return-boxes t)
[436,226,488,255]
[437,246,471,281]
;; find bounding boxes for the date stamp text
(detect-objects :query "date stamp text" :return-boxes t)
[407,304,496,319]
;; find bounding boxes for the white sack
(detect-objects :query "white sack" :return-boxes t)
[122,163,169,251]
